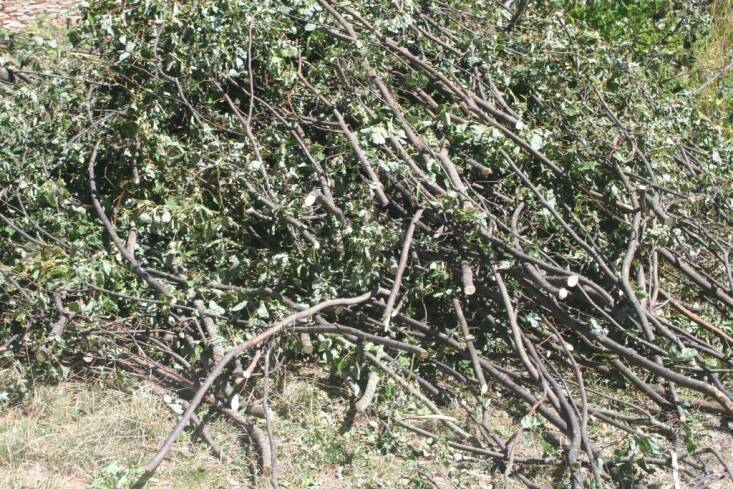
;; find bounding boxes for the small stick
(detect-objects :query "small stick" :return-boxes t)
[262,348,278,487]
[354,371,380,413]
[659,288,733,345]
[336,337,472,440]
[142,291,373,477]
[316,0,358,40]
[700,447,733,482]
[220,408,272,477]
[452,298,487,394]
[493,267,539,381]
[671,449,681,489]
[184,401,224,461]
[242,349,263,380]
[50,293,69,337]
[294,322,429,358]
[382,209,424,330]
[194,300,224,364]
[465,157,492,176]
[0,267,33,303]
[88,142,173,298]
[125,227,137,256]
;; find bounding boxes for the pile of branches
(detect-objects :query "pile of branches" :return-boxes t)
[1,0,732,487]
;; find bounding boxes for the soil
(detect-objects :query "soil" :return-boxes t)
[0,0,79,30]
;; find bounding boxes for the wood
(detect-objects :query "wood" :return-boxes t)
[461,260,476,296]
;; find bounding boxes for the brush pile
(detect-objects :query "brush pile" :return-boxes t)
[1,1,732,487]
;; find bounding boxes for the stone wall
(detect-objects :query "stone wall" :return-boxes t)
[0,0,79,30]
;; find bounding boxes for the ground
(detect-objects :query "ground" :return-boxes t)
[0,0,78,31]
[0,366,516,489]
[2,364,732,489]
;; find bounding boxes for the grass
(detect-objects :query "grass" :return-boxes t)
[2,360,733,488]
[0,373,250,488]
[0,365,507,488]
[692,0,733,136]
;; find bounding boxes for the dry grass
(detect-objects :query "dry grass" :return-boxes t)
[693,0,733,135]
[2,364,732,488]
[0,375,250,488]
[0,366,509,489]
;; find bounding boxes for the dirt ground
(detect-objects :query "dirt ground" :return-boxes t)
[0,0,79,30]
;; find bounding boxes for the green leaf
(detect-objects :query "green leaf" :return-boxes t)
[208,300,225,315]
